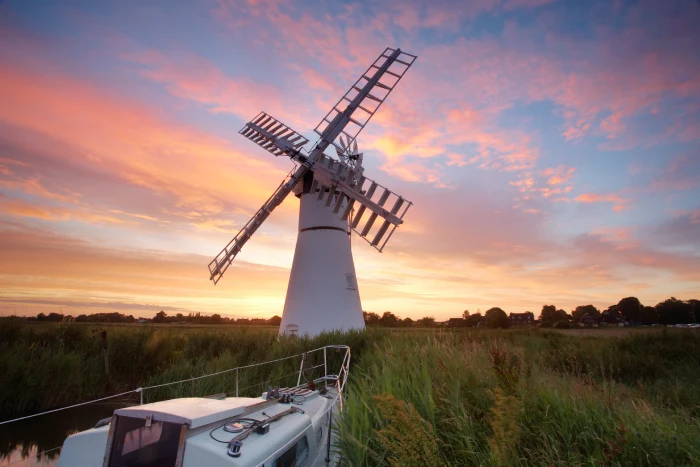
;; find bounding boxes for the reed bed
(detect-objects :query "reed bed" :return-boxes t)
[2,318,699,465]
[336,329,700,466]
[0,318,379,416]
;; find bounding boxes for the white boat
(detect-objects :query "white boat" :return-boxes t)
[54,345,350,467]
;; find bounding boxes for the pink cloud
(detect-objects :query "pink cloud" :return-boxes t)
[575,192,630,212]
[691,210,700,225]
[123,50,287,121]
[0,61,306,241]
[541,165,576,185]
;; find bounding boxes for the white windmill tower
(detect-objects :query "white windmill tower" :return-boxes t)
[208,47,416,337]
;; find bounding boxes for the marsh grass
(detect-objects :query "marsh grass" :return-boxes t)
[337,329,700,466]
[0,319,380,416]
[3,319,700,465]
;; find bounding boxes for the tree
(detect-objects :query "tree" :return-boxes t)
[210,314,223,324]
[152,310,168,323]
[484,307,509,329]
[572,305,600,323]
[540,305,557,327]
[36,313,46,321]
[689,299,699,323]
[268,315,282,326]
[639,306,658,325]
[402,317,414,326]
[617,297,642,324]
[363,311,380,327]
[466,312,483,327]
[417,316,436,327]
[601,305,621,324]
[380,311,400,327]
[656,297,693,325]
[540,305,570,327]
[462,309,470,320]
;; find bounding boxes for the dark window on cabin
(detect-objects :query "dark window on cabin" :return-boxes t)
[273,435,309,467]
[108,416,182,467]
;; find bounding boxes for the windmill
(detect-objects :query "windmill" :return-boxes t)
[208,47,416,336]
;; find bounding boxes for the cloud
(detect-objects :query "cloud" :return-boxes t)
[541,165,576,186]
[0,195,129,224]
[123,49,287,121]
[575,192,630,211]
[0,224,292,318]
[0,62,303,239]
[1,0,699,320]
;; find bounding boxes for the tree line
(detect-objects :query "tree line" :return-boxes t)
[27,296,698,330]
[32,311,283,326]
[363,296,699,329]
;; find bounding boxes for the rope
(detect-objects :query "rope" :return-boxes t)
[0,389,140,425]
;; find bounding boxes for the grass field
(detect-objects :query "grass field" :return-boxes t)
[1,319,698,465]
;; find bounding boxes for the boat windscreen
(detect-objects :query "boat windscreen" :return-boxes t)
[108,416,183,467]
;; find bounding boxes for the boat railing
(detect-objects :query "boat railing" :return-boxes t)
[0,344,351,465]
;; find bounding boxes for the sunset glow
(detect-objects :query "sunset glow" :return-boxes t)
[1,0,699,320]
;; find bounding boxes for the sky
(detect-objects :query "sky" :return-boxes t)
[0,0,699,320]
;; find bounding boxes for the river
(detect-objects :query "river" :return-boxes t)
[0,402,132,467]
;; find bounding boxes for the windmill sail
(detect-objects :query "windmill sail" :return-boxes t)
[240,112,309,157]
[210,47,416,285]
[307,153,412,252]
[313,47,416,162]
[208,166,307,284]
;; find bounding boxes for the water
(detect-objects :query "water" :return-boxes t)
[0,402,132,467]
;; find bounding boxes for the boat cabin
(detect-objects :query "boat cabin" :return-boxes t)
[57,386,336,467]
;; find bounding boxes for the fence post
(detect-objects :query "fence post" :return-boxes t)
[235,368,239,397]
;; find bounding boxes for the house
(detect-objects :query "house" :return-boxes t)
[509,312,534,327]
[447,318,466,327]
[580,313,600,328]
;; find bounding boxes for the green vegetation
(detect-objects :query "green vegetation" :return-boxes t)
[336,329,700,466]
[0,318,377,416]
[2,319,700,465]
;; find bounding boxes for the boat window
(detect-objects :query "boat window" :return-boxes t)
[273,435,309,467]
[108,416,182,467]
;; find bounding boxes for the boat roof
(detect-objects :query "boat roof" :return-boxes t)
[114,397,260,429]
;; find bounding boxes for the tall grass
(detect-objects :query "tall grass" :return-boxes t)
[0,318,382,416]
[336,330,700,466]
[3,319,700,465]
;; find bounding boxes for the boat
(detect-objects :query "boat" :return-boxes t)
[53,345,350,467]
